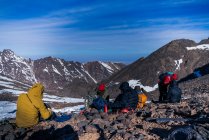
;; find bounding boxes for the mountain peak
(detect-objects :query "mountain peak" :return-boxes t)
[168,39,196,47]
[2,49,15,56]
[199,38,209,45]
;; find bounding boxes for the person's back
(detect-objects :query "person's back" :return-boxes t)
[16,83,52,128]
[167,80,182,103]
[109,82,138,111]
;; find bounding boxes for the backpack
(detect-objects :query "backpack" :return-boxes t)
[84,94,97,109]
[137,93,147,109]
[159,72,173,83]
[91,97,107,111]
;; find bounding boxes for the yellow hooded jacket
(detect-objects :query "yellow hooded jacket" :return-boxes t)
[16,83,52,128]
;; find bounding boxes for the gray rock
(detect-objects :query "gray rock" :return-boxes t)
[100,112,108,120]
[194,126,209,139]
[90,108,99,114]
[77,121,89,128]
[117,129,126,134]
[4,133,15,140]
[85,125,98,133]
[167,126,204,140]
[92,118,104,124]
[15,128,26,137]
[92,114,101,119]
[123,132,132,139]
[3,124,14,133]
[75,114,87,121]
[128,136,138,140]
[112,123,124,130]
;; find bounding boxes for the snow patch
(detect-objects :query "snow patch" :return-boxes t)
[0,101,16,120]
[43,67,49,73]
[52,65,62,76]
[99,61,114,73]
[174,59,183,70]
[57,58,64,67]
[128,80,158,92]
[81,65,97,83]
[43,94,84,103]
[0,89,25,95]
[53,105,84,113]
[186,44,209,51]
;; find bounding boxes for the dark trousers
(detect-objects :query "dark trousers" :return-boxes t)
[158,83,168,102]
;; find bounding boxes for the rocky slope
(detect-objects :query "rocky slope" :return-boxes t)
[0,50,125,97]
[105,39,209,87]
[0,92,208,140]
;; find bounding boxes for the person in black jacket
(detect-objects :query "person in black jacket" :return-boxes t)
[108,82,138,111]
[167,80,182,103]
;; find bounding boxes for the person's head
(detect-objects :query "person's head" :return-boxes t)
[28,83,45,99]
[96,83,106,97]
[119,82,131,93]
[134,86,142,93]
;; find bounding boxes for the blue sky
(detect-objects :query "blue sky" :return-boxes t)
[0,0,209,63]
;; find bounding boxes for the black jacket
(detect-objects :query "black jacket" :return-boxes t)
[109,82,138,110]
[167,81,182,103]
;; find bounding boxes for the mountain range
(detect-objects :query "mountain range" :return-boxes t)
[0,49,125,97]
[1,38,209,98]
[103,38,209,98]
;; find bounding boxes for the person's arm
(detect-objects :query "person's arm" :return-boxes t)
[37,99,52,120]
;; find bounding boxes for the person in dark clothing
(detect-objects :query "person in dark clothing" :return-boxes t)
[108,82,138,111]
[158,72,178,102]
[167,80,182,103]
[158,75,171,102]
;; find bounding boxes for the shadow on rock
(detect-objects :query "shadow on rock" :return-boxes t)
[150,128,170,139]
[30,125,78,140]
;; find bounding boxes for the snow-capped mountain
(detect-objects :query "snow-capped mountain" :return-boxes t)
[0,50,36,84]
[0,50,125,96]
[0,74,85,120]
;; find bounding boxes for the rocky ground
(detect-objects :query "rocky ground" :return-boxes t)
[0,94,208,140]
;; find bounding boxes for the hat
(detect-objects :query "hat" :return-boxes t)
[134,86,142,93]
[98,84,106,92]
[119,82,129,91]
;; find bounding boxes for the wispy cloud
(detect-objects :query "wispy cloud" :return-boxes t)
[0,0,209,63]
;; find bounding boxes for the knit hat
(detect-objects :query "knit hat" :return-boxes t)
[98,84,106,92]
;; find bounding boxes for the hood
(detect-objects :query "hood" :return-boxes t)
[28,83,44,99]
[119,82,132,93]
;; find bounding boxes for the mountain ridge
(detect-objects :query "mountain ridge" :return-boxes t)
[0,49,125,97]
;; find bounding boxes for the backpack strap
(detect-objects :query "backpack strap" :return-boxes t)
[26,94,39,111]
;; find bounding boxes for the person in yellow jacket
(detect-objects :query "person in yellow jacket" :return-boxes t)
[16,83,52,128]
[134,86,148,109]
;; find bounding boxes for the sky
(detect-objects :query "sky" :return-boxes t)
[0,0,209,63]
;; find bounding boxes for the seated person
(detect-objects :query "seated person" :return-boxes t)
[108,82,138,112]
[134,86,147,108]
[16,83,52,128]
[91,84,108,111]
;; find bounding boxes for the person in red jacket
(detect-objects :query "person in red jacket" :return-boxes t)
[158,72,178,102]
